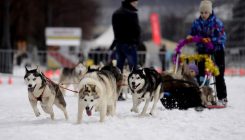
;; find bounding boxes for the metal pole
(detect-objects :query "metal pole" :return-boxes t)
[1,0,13,73]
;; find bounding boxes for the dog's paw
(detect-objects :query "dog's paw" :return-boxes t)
[99,118,105,122]
[35,112,41,117]
[138,113,149,117]
[149,112,154,116]
[50,114,54,120]
[207,102,212,106]
[130,108,139,113]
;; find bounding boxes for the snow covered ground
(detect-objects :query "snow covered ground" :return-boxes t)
[0,70,245,140]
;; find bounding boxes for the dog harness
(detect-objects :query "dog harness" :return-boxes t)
[31,85,46,102]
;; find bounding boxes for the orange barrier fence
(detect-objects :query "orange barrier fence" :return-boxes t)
[225,68,245,76]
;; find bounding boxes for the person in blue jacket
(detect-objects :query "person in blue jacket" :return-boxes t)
[187,0,227,106]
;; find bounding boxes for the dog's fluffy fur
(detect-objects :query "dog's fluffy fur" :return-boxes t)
[77,69,118,123]
[128,67,162,116]
[24,66,68,120]
[120,68,130,99]
[200,86,215,106]
[160,73,203,110]
[161,62,216,110]
[59,62,87,95]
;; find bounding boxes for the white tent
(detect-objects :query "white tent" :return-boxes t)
[93,26,114,48]
[82,26,114,58]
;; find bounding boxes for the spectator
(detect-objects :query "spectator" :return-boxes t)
[111,0,141,71]
[111,0,141,101]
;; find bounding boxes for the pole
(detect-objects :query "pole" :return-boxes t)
[1,0,13,73]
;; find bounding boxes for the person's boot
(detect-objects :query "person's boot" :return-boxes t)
[216,98,228,107]
[118,93,126,101]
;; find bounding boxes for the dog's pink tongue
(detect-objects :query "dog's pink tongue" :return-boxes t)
[86,110,92,116]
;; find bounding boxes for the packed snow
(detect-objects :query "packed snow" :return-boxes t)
[0,68,245,140]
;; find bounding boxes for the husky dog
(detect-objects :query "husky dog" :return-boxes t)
[120,68,130,99]
[100,62,123,95]
[200,86,215,106]
[77,69,117,123]
[24,66,68,120]
[160,73,203,110]
[59,62,87,94]
[128,67,162,116]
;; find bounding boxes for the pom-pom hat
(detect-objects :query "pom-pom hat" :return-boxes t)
[188,63,199,75]
[199,0,212,14]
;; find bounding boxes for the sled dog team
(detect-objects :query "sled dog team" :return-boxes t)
[24,63,214,123]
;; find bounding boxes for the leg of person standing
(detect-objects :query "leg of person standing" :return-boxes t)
[125,44,137,71]
[214,49,227,105]
[116,43,127,101]
[116,44,126,72]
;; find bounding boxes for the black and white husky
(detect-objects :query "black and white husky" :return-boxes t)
[24,66,68,120]
[128,67,162,116]
[77,67,118,123]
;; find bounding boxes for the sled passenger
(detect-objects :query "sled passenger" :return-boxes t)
[186,0,227,106]
[188,63,199,85]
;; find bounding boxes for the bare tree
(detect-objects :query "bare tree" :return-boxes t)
[0,0,100,49]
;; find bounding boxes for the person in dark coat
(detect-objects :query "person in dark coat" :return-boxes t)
[111,0,141,72]
[111,0,141,101]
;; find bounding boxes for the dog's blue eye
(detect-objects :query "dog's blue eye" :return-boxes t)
[84,99,87,101]
[91,99,93,102]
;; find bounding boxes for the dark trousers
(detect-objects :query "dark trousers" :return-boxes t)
[115,43,137,72]
[198,49,227,100]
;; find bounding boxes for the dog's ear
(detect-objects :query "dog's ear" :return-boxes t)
[131,65,139,72]
[84,85,89,91]
[90,84,96,92]
[25,65,29,72]
[36,65,42,73]
[93,86,100,99]
[142,69,146,76]
[130,66,135,73]
[79,88,85,99]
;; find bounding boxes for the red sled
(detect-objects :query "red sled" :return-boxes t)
[207,105,226,109]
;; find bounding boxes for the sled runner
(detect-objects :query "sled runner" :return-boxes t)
[206,105,226,109]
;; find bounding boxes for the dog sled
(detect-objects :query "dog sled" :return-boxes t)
[160,36,225,110]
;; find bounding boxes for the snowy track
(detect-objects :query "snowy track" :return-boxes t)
[0,76,244,140]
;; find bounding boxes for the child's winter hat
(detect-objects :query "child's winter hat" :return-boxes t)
[188,63,199,75]
[199,0,212,14]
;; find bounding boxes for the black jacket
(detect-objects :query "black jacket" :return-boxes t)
[112,1,141,46]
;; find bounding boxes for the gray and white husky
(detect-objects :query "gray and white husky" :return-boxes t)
[59,62,88,95]
[24,66,68,120]
[128,67,162,116]
[77,69,118,123]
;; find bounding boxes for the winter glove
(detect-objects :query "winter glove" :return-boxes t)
[202,38,211,43]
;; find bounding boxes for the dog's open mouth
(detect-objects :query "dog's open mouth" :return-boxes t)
[28,85,36,92]
[86,106,93,116]
[132,83,140,89]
